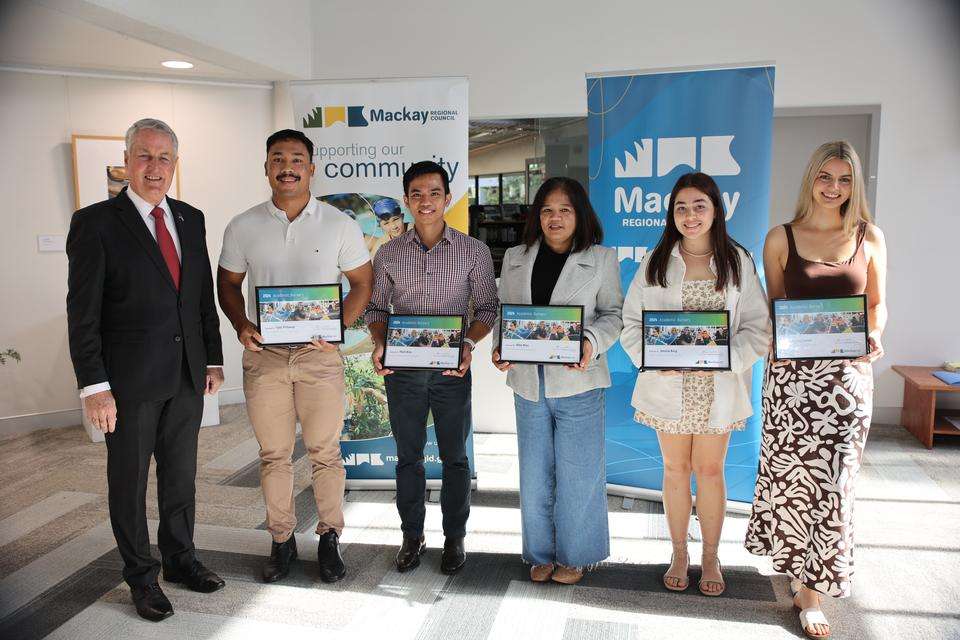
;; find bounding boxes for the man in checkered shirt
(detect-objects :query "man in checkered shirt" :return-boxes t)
[365,161,498,575]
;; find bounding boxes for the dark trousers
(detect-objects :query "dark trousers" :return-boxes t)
[384,370,472,538]
[105,359,203,587]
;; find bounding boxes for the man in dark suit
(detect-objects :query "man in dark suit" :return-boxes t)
[67,118,225,622]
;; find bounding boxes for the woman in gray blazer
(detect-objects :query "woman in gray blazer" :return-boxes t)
[492,178,623,585]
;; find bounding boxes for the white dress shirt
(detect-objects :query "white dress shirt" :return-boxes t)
[80,189,219,399]
[126,187,182,259]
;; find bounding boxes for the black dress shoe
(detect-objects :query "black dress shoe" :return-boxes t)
[440,536,466,574]
[395,535,426,572]
[262,535,298,583]
[163,559,225,593]
[317,529,347,583]
[130,583,174,622]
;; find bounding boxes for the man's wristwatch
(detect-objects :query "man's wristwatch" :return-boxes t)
[463,337,477,352]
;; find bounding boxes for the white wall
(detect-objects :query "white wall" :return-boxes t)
[312,0,960,417]
[0,70,272,433]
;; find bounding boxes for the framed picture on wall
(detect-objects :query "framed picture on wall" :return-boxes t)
[71,134,181,210]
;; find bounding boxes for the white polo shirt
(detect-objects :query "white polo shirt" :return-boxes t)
[219,194,370,321]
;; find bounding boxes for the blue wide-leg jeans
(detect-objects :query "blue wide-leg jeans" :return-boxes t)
[514,368,609,568]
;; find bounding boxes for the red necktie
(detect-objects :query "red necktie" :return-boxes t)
[151,206,181,290]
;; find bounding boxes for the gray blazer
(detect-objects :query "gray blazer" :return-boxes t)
[493,241,624,401]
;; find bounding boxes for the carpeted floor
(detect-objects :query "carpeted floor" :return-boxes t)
[0,404,958,640]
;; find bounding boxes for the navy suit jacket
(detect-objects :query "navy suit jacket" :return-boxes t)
[66,187,222,404]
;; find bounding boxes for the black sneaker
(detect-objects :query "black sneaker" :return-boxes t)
[317,529,346,583]
[262,535,298,583]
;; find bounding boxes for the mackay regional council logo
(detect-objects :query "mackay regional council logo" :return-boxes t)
[610,133,745,259]
[614,135,740,178]
[302,105,458,128]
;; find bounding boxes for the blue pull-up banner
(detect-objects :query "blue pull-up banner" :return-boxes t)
[587,65,775,503]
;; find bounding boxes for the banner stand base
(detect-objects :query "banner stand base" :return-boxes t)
[606,483,752,515]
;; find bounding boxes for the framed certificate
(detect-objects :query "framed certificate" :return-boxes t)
[772,294,869,360]
[383,314,465,370]
[255,284,344,346]
[641,310,731,371]
[499,304,585,365]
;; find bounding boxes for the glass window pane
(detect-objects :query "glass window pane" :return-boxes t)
[502,172,525,204]
[467,176,477,205]
[478,175,500,206]
[526,158,545,203]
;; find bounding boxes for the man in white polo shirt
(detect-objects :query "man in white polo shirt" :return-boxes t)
[217,129,373,584]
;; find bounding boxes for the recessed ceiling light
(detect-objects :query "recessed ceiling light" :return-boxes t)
[161,60,194,69]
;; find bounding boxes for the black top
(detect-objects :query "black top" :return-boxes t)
[530,241,570,305]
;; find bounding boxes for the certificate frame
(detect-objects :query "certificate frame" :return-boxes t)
[641,310,731,371]
[383,314,465,371]
[498,303,585,366]
[255,283,345,347]
[772,294,869,361]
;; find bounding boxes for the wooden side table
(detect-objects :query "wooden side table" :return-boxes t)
[892,365,960,449]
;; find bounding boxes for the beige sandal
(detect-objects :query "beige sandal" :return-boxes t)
[698,542,725,597]
[662,543,690,592]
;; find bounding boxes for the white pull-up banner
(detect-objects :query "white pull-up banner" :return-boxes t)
[290,77,471,487]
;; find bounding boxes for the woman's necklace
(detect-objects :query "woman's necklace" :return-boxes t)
[679,243,713,258]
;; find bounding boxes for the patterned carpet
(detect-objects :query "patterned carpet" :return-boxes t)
[0,404,958,640]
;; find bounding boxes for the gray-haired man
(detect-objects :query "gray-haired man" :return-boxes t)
[67,118,225,622]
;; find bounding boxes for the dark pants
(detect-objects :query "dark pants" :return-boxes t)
[105,359,203,587]
[384,370,472,538]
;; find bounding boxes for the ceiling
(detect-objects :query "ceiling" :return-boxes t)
[469,118,582,152]
[0,0,278,81]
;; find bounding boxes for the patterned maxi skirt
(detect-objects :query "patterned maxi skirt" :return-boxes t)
[744,359,873,598]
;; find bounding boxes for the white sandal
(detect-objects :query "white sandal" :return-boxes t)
[797,606,831,639]
[793,589,831,639]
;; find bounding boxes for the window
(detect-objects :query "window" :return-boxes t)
[467,176,477,206]
[477,175,500,206]
[526,158,545,202]
[501,172,526,204]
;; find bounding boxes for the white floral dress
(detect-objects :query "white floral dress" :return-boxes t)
[634,279,745,435]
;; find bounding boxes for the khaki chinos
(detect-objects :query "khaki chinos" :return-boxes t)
[242,346,346,542]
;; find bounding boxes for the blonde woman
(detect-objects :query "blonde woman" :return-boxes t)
[745,141,887,639]
[620,172,770,596]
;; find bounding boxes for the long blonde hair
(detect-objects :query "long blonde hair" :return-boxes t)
[792,140,872,236]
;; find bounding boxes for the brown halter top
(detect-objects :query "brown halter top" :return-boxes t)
[783,222,868,298]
